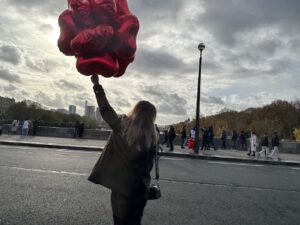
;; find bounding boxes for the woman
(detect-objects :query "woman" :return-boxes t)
[88,75,158,225]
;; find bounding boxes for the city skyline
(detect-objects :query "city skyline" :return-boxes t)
[0,0,300,125]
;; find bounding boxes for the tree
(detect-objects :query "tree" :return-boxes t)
[5,101,97,128]
[293,128,300,143]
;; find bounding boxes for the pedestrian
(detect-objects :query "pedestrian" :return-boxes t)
[207,126,217,150]
[88,75,158,225]
[221,129,227,149]
[269,132,281,161]
[180,125,187,148]
[0,117,4,136]
[239,131,247,151]
[32,120,38,136]
[74,121,80,138]
[168,125,176,151]
[247,131,257,156]
[188,127,196,150]
[78,122,85,138]
[161,130,168,146]
[201,127,209,150]
[257,133,269,159]
[11,119,19,135]
[231,130,238,149]
[21,119,30,137]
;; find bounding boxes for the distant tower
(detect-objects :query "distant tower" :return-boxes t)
[69,105,76,114]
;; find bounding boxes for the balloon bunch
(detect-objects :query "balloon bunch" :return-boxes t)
[58,0,139,77]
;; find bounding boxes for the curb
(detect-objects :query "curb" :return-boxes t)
[1,141,300,167]
[160,151,300,167]
[0,140,102,151]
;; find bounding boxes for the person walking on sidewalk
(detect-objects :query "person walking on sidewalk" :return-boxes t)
[180,125,187,148]
[239,130,247,151]
[11,119,19,135]
[188,127,196,150]
[201,127,209,150]
[269,132,281,161]
[257,133,269,159]
[88,75,158,225]
[208,126,217,150]
[0,117,4,136]
[247,131,257,156]
[161,130,168,146]
[221,129,227,149]
[21,119,30,137]
[231,130,238,149]
[168,126,176,151]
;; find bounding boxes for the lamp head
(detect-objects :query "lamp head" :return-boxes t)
[198,43,205,51]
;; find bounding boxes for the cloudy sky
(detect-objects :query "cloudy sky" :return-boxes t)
[0,0,299,125]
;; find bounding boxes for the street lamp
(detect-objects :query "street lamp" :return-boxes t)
[194,42,205,153]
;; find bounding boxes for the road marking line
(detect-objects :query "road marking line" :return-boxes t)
[0,166,88,176]
[207,161,264,167]
[161,157,184,161]
[55,149,99,154]
[291,167,300,170]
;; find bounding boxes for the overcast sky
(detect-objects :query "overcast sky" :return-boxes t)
[0,0,299,125]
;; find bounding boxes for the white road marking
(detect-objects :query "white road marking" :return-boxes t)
[55,149,100,154]
[207,161,264,167]
[291,167,300,170]
[0,146,35,151]
[161,157,184,161]
[0,145,100,155]
[0,166,88,176]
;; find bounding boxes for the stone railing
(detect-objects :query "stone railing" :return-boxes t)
[1,124,299,153]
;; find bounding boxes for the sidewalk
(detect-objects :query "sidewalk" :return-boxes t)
[1,134,300,167]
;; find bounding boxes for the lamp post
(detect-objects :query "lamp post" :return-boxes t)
[194,42,205,154]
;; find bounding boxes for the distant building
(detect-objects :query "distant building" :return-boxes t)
[57,109,68,114]
[95,107,111,128]
[95,108,103,121]
[85,106,95,119]
[0,96,15,115]
[69,105,76,114]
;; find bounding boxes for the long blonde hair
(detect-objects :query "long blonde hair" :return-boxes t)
[121,101,157,151]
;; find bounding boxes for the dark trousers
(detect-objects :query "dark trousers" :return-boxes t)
[181,137,186,148]
[221,140,226,149]
[208,140,216,150]
[111,190,147,225]
[169,140,174,151]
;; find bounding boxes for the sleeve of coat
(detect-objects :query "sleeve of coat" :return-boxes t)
[93,84,120,130]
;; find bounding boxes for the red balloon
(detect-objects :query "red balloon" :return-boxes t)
[58,0,139,77]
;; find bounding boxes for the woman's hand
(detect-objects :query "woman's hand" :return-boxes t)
[91,74,99,85]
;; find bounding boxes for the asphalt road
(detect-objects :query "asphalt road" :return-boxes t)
[1,145,300,225]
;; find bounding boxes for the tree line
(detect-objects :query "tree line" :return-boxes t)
[4,100,97,129]
[173,100,300,140]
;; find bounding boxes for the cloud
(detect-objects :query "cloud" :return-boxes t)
[6,0,63,16]
[0,67,21,83]
[141,84,187,116]
[134,47,188,76]
[35,91,65,109]
[54,80,85,91]
[198,0,300,46]
[2,84,17,92]
[25,56,59,73]
[39,23,53,33]
[202,95,224,105]
[0,44,21,65]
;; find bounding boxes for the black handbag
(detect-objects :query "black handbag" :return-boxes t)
[148,142,161,200]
